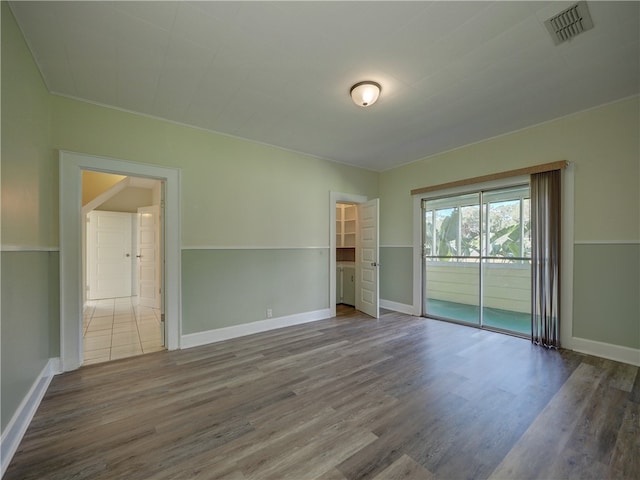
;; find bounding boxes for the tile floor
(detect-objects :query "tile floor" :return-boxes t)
[82,297,164,365]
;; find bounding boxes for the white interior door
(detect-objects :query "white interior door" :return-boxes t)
[88,211,132,299]
[137,205,161,309]
[356,198,380,318]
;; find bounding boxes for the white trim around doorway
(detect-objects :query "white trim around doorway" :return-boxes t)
[59,150,182,372]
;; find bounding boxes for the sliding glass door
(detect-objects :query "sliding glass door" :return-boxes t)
[423,185,531,336]
[481,187,531,334]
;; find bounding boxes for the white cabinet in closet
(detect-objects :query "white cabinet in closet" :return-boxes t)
[336,265,355,306]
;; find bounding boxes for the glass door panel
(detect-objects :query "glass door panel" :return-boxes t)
[424,193,481,326]
[481,185,531,335]
[425,259,480,325]
[482,258,531,335]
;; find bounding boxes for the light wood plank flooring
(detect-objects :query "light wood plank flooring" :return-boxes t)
[6,307,639,479]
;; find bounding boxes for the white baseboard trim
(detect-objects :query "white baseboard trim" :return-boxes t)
[1,358,61,477]
[380,299,416,316]
[181,308,332,349]
[567,337,640,366]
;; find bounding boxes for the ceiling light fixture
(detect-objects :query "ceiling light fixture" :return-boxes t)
[350,81,381,107]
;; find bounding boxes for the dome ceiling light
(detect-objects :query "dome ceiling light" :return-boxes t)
[350,81,381,107]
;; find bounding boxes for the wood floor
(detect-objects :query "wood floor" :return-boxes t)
[6,307,639,479]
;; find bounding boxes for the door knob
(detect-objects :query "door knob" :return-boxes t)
[136,255,142,258]
[125,253,130,257]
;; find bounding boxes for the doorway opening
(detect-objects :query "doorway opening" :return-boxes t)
[336,202,356,309]
[82,172,165,364]
[60,151,181,372]
[329,192,380,319]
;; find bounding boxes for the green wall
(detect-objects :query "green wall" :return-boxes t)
[379,98,639,246]
[1,3,57,431]
[379,247,413,305]
[51,96,379,248]
[1,3,56,248]
[1,253,58,429]
[573,244,640,349]
[50,97,378,335]
[379,97,640,349]
[182,249,329,334]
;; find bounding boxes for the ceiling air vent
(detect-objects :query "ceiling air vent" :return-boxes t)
[544,1,594,45]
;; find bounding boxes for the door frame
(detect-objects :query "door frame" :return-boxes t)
[60,150,181,372]
[329,191,367,318]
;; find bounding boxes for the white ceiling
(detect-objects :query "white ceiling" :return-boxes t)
[10,1,640,171]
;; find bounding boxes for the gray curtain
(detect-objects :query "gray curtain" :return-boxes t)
[530,169,561,348]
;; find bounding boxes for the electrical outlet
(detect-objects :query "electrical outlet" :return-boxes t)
[266,308,273,318]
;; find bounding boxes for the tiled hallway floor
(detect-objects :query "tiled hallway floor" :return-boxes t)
[83,297,164,365]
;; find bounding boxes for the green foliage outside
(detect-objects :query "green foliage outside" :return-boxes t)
[425,199,530,260]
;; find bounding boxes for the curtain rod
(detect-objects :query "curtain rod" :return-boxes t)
[410,160,568,196]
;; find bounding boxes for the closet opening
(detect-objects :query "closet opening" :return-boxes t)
[329,192,380,319]
[336,203,357,309]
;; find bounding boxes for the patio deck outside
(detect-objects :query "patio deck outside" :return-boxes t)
[426,298,530,336]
